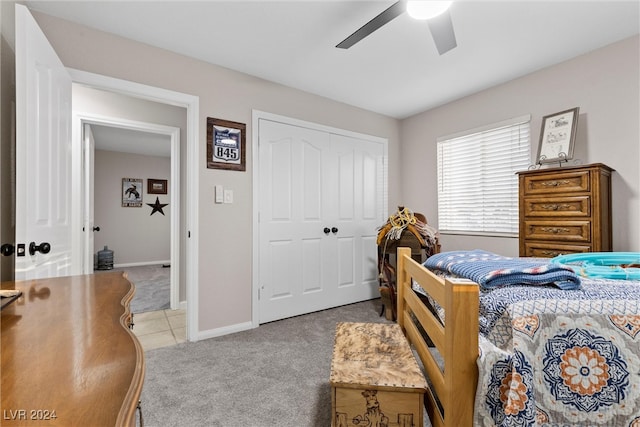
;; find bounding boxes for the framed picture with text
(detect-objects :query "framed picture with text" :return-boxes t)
[206,117,246,171]
[536,107,579,164]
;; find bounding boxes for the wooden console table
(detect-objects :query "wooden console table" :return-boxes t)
[1,272,144,426]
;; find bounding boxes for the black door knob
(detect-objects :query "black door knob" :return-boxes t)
[331,227,338,234]
[1,244,15,256]
[29,242,51,256]
[93,226,101,232]
[323,227,330,234]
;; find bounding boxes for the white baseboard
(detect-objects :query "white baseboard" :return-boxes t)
[113,260,171,268]
[195,321,255,341]
[164,301,187,312]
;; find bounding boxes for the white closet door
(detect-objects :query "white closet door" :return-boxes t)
[258,120,332,322]
[258,119,385,323]
[330,133,383,306]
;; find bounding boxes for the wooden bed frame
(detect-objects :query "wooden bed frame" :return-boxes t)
[396,247,480,427]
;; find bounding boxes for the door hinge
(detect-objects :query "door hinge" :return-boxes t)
[258,287,260,300]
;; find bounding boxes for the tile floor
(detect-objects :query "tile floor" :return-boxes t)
[132,308,186,351]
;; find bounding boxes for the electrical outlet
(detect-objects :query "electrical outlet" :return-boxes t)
[224,189,233,204]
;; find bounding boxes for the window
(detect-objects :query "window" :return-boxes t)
[437,115,531,236]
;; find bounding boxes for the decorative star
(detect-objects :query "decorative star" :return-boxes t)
[147,196,168,216]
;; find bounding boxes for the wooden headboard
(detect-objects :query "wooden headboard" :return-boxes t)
[396,247,480,427]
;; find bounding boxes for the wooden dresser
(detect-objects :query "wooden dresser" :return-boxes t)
[1,272,144,426]
[517,163,613,257]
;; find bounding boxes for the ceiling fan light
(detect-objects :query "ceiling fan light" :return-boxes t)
[406,1,452,20]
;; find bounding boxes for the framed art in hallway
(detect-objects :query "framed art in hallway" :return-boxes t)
[148,178,168,195]
[122,178,143,207]
[206,117,246,171]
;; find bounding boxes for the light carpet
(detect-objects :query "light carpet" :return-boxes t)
[141,299,398,427]
[102,265,170,313]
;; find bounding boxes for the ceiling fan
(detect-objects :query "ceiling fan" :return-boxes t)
[336,1,457,55]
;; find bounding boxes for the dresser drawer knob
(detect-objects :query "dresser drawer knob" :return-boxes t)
[540,227,570,234]
[541,250,562,257]
[541,179,570,187]
[541,203,571,211]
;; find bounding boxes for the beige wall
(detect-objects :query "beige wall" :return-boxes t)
[400,35,640,255]
[73,84,188,131]
[94,149,171,267]
[30,10,402,335]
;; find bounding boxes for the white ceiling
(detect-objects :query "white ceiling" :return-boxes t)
[26,1,639,120]
[90,124,171,157]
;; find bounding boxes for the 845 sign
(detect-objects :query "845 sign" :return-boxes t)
[215,145,239,162]
[207,117,246,171]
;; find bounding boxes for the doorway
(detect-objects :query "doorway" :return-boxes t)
[69,69,200,341]
[77,116,181,311]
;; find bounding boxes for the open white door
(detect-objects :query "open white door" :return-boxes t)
[82,123,95,272]
[15,4,74,279]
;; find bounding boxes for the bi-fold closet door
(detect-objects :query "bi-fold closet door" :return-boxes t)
[258,118,386,323]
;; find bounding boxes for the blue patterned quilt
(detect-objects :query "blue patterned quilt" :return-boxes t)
[415,259,640,426]
[424,250,581,290]
[474,277,640,426]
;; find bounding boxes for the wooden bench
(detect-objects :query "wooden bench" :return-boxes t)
[329,322,428,427]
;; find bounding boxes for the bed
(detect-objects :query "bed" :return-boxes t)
[396,247,640,427]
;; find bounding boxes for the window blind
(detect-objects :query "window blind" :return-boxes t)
[436,115,531,235]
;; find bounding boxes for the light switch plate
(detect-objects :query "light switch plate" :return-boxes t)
[215,185,223,203]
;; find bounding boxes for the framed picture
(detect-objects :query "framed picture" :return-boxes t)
[207,117,246,171]
[122,178,143,207]
[148,178,168,195]
[536,107,580,164]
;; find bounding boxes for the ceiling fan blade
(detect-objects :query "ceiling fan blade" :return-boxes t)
[427,9,457,55]
[336,1,405,49]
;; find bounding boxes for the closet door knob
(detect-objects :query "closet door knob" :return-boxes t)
[323,227,330,235]
[331,227,338,234]
[29,242,51,256]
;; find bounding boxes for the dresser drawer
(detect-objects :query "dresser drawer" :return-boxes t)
[522,170,590,196]
[523,220,590,242]
[523,195,591,217]
[524,242,591,258]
